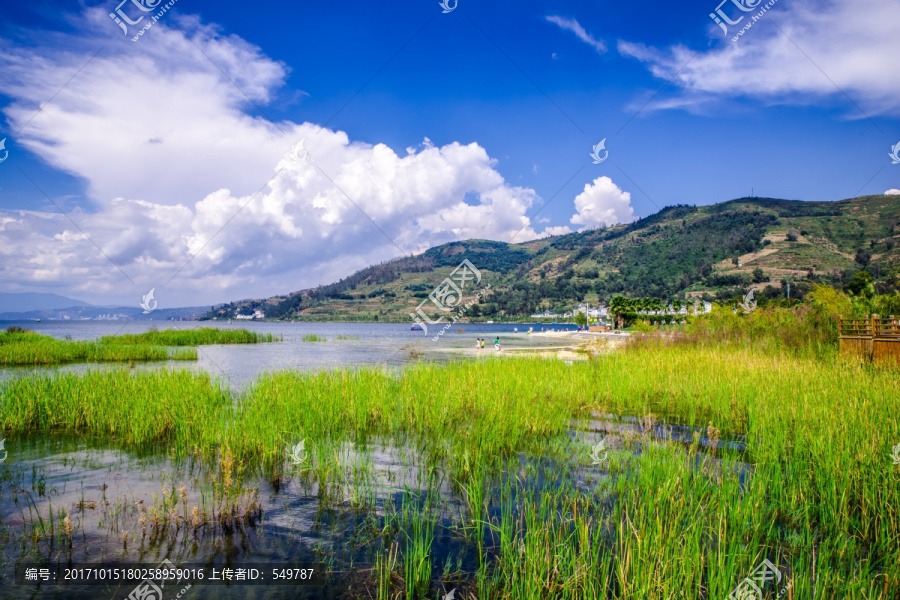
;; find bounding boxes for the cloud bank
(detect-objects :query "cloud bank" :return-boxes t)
[618,0,900,116]
[0,9,603,307]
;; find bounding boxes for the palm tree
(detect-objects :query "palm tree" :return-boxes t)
[609,295,629,330]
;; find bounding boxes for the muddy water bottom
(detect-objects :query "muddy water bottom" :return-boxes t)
[577,412,748,452]
[573,412,753,489]
[0,435,475,599]
[0,412,745,600]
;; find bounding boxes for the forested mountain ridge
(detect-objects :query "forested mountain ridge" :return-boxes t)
[204,194,900,321]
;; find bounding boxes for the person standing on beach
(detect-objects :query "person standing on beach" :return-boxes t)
[476,338,481,351]
[481,338,485,350]
[494,336,500,352]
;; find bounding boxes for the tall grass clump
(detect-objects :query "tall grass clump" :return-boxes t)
[562,343,899,598]
[222,369,397,464]
[648,296,842,360]
[0,370,227,453]
[398,491,436,599]
[101,327,280,346]
[0,328,196,366]
[301,334,326,342]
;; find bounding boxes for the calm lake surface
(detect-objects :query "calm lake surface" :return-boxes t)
[0,320,581,388]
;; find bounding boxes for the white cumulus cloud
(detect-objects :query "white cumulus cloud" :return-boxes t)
[543,226,573,237]
[618,0,900,116]
[0,9,548,307]
[570,177,634,230]
[885,189,900,196]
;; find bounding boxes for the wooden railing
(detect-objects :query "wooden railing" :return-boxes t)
[839,316,900,338]
[839,318,872,338]
[839,316,900,364]
[874,317,900,338]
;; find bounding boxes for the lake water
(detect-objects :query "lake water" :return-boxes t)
[0,320,582,388]
[0,319,601,599]
[0,410,738,600]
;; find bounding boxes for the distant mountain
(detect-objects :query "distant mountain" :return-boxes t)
[202,194,900,322]
[0,292,93,313]
[0,305,216,321]
[0,293,218,322]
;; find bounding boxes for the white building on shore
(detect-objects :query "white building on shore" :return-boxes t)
[235,309,266,320]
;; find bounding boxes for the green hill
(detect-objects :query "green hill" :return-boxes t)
[204,194,900,322]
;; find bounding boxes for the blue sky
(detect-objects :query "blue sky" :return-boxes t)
[0,0,898,307]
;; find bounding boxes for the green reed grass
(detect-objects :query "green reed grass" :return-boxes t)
[100,327,280,346]
[2,335,898,597]
[302,334,326,342]
[0,329,196,366]
[0,369,228,452]
[0,326,276,366]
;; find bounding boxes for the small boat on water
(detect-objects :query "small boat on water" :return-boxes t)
[410,324,424,331]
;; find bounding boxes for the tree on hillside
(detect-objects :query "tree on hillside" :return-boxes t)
[874,292,900,317]
[845,271,875,299]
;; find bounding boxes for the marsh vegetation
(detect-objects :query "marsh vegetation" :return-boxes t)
[1,307,897,598]
[0,326,279,366]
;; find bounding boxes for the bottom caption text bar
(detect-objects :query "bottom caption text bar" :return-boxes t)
[16,563,328,586]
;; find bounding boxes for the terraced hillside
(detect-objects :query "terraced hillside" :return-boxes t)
[204,194,900,321]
